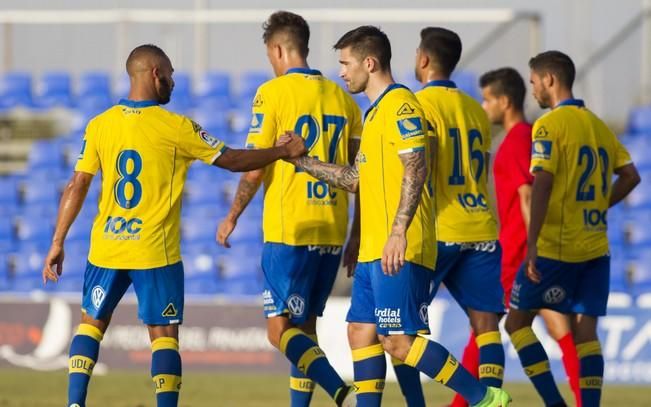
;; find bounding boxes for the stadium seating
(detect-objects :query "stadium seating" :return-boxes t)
[37,71,74,108]
[0,72,34,109]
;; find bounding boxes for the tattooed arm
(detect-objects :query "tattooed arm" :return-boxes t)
[382,150,427,275]
[290,154,360,193]
[343,138,361,277]
[216,169,264,248]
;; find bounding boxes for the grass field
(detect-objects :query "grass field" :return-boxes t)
[1,368,650,406]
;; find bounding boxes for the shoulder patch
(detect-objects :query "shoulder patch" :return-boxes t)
[532,140,552,159]
[199,130,222,148]
[252,94,263,107]
[191,120,202,133]
[396,117,424,139]
[534,125,548,139]
[397,103,416,116]
[249,113,264,133]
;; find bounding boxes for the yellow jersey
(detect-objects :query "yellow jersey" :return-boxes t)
[246,68,362,246]
[357,84,436,270]
[416,80,498,242]
[75,99,227,269]
[530,99,632,262]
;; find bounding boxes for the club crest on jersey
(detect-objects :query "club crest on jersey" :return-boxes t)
[397,103,415,116]
[532,140,552,160]
[287,294,305,317]
[249,113,264,133]
[91,286,105,309]
[397,117,424,139]
[199,130,221,148]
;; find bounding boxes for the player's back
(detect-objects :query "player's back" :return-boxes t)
[76,100,226,269]
[531,99,632,262]
[246,68,362,246]
[416,81,497,242]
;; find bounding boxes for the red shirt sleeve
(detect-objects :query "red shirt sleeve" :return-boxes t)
[508,124,534,188]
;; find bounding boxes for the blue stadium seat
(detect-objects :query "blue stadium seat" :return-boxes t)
[0,177,19,206]
[452,70,480,100]
[624,209,651,245]
[21,203,58,218]
[352,93,370,113]
[230,110,253,134]
[114,73,130,100]
[37,71,74,108]
[10,249,46,291]
[77,72,113,111]
[15,216,54,245]
[0,72,34,108]
[0,254,9,291]
[627,106,651,134]
[192,108,229,132]
[198,71,231,98]
[22,180,59,205]
[226,215,262,246]
[238,71,271,105]
[28,140,65,169]
[186,162,217,181]
[622,135,651,171]
[625,169,651,209]
[164,71,193,112]
[184,178,223,206]
[67,217,93,242]
[627,245,651,294]
[0,218,15,254]
[218,247,261,280]
[181,216,219,243]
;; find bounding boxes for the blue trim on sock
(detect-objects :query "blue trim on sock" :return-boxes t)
[393,364,425,407]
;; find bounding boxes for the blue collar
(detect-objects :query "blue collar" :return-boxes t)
[285,67,322,76]
[118,99,158,108]
[423,80,457,89]
[364,83,409,121]
[556,98,585,108]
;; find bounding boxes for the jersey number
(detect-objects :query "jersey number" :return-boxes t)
[113,150,142,209]
[448,128,484,185]
[576,145,609,201]
[294,114,346,164]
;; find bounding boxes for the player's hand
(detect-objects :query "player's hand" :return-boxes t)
[382,233,407,276]
[42,243,64,284]
[216,217,236,248]
[278,131,307,160]
[525,245,541,284]
[343,234,360,277]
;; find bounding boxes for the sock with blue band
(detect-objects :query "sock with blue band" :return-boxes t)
[68,323,103,407]
[289,334,317,406]
[351,343,386,407]
[476,331,505,388]
[392,356,425,407]
[151,337,182,407]
[577,340,603,407]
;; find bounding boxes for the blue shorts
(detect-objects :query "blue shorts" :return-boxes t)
[430,241,505,313]
[347,260,432,336]
[262,243,341,325]
[509,255,610,316]
[81,261,184,325]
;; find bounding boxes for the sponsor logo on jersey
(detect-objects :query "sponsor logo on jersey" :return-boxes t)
[91,286,106,310]
[375,307,402,328]
[532,140,552,160]
[199,130,222,148]
[535,125,548,139]
[249,113,264,133]
[397,103,415,116]
[307,246,342,255]
[252,94,263,107]
[103,216,142,240]
[397,117,424,139]
[419,303,429,325]
[543,286,566,304]
[162,303,178,317]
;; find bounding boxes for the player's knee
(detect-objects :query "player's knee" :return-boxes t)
[380,335,410,361]
[504,312,524,335]
[266,317,291,350]
[469,310,500,335]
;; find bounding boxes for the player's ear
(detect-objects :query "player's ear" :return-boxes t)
[365,56,378,73]
[419,52,429,70]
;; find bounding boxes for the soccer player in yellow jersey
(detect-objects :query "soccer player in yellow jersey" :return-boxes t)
[286,26,510,407]
[40,44,305,407]
[390,27,508,407]
[216,11,360,407]
[504,51,641,407]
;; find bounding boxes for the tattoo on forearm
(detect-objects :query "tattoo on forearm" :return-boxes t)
[392,151,427,234]
[348,138,360,166]
[293,155,360,193]
[230,176,261,217]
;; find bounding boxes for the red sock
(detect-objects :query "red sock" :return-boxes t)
[558,333,582,407]
[450,331,479,407]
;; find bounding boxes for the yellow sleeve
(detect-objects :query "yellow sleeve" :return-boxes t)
[614,137,633,169]
[245,86,277,149]
[351,105,363,140]
[177,117,227,165]
[74,120,100,175]
[530,119,557,174]
[387,102,427,155]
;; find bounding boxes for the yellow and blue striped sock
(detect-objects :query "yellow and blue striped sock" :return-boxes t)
[289,334,317,407]
[404,337,487,405]
[476,331,505,388]
[577,340,603,407]
[68,323,103,407]
[392,357,425,407]
[511,327,565,406]
[151,337,182,407]
[280,328,346,402]
[351,344,386,407]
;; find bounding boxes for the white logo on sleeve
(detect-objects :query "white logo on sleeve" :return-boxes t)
[199,130,221,148]
[287,294,305,317]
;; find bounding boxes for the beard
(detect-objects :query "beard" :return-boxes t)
[346,75,368,95]
[157,76,173,105]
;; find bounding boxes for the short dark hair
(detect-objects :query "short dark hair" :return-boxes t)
[333,26,391,71]
[262,11,310,58]
[528,50,575,89]
[479,67,526,111]
[419,27,462,77]
[126,44,169,74]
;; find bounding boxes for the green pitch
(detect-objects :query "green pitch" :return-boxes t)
[1,368,650,406]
